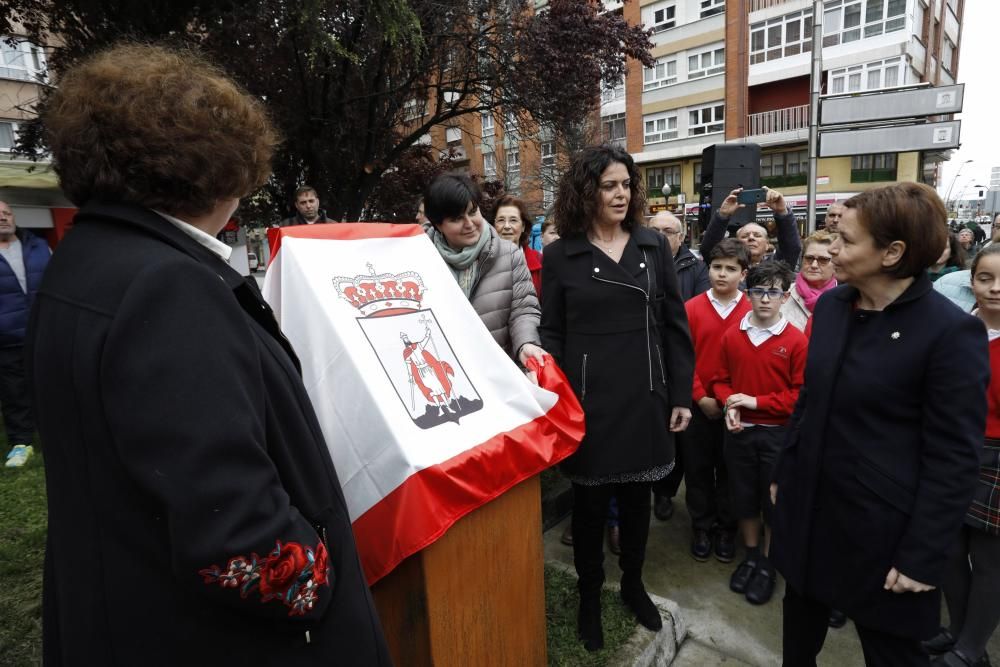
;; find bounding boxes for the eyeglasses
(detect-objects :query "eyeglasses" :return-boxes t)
[746,288,785,299]
[802,254,832,266]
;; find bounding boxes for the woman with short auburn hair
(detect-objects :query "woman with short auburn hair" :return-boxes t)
[32,43,390,664]
[771,182,988,665]
[541,144,694,650]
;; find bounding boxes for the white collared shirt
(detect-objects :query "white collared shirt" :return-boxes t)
[972,309,1000,341]
[739,311,789,347]
[708,289,743,318]
[155,210,233,262]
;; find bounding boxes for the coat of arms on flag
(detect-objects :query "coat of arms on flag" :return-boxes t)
[263,223,584,584]
[334,264,483,428]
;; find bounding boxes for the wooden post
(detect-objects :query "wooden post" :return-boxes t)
[371,475,546,666]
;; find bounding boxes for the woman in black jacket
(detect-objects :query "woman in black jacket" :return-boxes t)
[540,145,694,651]
[30,44,389,665]
[770,183,988,666]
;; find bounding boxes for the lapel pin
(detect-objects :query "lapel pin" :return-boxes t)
[891,331,901,340]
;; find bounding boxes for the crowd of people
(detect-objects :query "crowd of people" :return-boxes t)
[6,42,999,667]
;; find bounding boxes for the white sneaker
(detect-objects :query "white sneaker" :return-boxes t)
[4,444,33,468]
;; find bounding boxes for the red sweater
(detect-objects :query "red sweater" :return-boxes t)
[685,291,752,401]
[525,247,543,301]
[712,322,807,425]
[988,338,1000,438]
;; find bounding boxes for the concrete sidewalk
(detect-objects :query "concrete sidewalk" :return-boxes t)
[543,489,1000,666]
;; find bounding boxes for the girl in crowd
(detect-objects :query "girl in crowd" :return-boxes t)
[492,194,543,298]
[929,233,967,282]
[780,229,838,332]
[540,144,694,651]
[770,183,988,666]
[423,175,546,368]
[926,244,1000,667]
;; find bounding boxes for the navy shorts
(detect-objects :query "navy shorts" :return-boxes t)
[724,425,786,523]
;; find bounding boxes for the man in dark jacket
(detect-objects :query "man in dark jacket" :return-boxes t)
[278,185,332,226]
[698,187,801,271]
[0,200,49,468]
[648,211,709,520]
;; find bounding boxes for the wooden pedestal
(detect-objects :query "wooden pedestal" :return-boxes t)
[371,475,546,666]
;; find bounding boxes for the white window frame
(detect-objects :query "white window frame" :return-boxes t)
[445,126,462,144]
[649,1,677,32]
[687,46,725,79]
[646,165,681,194]
[506,147,520,174]
[0,120,19,152]
[602,112,627,147]
[942,38,955,74]
[542,187,555,210]
[643,57,678,91]
[688,103,725,137]
[481,112,495,137]
[700,0,725,19]
[483,151,497,179]
[828,56,903,94]
[914,0,927,41]
[403,98,423,122]
[822,0,905,47]
[0,38,46,82]
[750,10,813,64]
[541,141,556,167]
[761,150,808,178]
[643,112,678,145]
[601,77,626,104]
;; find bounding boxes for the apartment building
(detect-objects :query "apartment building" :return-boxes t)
[449,0,964,230]
[0,30,74,243]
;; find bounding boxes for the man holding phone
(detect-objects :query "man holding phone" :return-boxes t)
[699,187,801,270]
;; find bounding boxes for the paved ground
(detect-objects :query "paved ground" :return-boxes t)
[543,485,1000,666]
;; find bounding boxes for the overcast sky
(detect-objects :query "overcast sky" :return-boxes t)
[938,0,996,201]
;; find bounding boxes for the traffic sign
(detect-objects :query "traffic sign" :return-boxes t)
[820,84,963,125]
[819,120,960,157]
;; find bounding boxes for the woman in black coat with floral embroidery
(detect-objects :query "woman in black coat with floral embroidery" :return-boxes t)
[540,144,694,651]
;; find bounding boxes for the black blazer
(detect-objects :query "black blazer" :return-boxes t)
[539,226,694,478]
[770,275,987,639]
[28,203,390,665]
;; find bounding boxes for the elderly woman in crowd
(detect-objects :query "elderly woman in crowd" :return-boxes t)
[424,174,545,368]
[540,144,694,651]
[492,194,543,298]
[29,44,389,664]
[771,182,988,666]
[780,229,838,332]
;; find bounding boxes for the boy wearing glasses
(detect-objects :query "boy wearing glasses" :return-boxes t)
[713,262,807,605]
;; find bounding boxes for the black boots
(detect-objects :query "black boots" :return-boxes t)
[577,594,604,652]
[620,574,663,631]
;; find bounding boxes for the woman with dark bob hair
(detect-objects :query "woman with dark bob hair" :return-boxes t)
[770,182,988,666]
[31,44,389,664]
[492,194,543,298]
[424,174,545,369]
[540,144,694,650]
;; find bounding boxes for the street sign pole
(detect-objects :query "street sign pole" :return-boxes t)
[806,0,824,235]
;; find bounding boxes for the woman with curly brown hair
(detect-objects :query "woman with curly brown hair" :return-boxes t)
[30,44,389,665]
[540,144,694,650]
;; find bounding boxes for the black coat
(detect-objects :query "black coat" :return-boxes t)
[28,203,390,666]
[770,276,987,639]
[539,227,694,478]
[674,244,709,302]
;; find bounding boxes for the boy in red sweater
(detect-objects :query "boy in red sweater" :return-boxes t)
[681,239,751,563]
[714,262,806,605]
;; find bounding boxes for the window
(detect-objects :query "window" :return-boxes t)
[506,148,520,174]
[542,187,555,210]
[0,121,18,151]
[483,151,497,178]
[445,126,462,144]
[602,113,627,148]
[750,11,813,64]
[688,104,724,136]
[829,57,902,93]
[601,77,626,104]
[644,1,677,33]
[914,0,926,40]
[761,150,808,185]
[693,161,703,193]
[481,112,495,137]
[823,0,904,47]
[541,141,556,167]
[942,39,955,73]
[402,99,423,122]
[851,153,897,182]
[643,112,678,144]
[700,0,725,19]
[688,46,725,79]
[504,110,519,138]
[646,165,681,195]
[0,38,46,82]
[643,57,678,90]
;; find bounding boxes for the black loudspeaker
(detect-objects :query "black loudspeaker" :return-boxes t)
[698,143,761,232]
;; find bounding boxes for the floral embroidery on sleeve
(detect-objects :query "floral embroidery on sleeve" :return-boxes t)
[199,540,331,617]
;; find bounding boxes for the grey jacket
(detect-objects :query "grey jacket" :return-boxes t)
[431,224,541,359]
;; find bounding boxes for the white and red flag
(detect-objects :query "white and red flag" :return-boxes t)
[262,224,583,584]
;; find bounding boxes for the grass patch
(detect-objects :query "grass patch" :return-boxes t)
[0,447,46,667]
[545,564,636,666]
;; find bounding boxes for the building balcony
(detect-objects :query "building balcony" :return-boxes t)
[747,104,809,136]
[747,0,795,12]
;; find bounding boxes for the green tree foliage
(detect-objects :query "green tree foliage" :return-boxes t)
[2,0,651,221]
